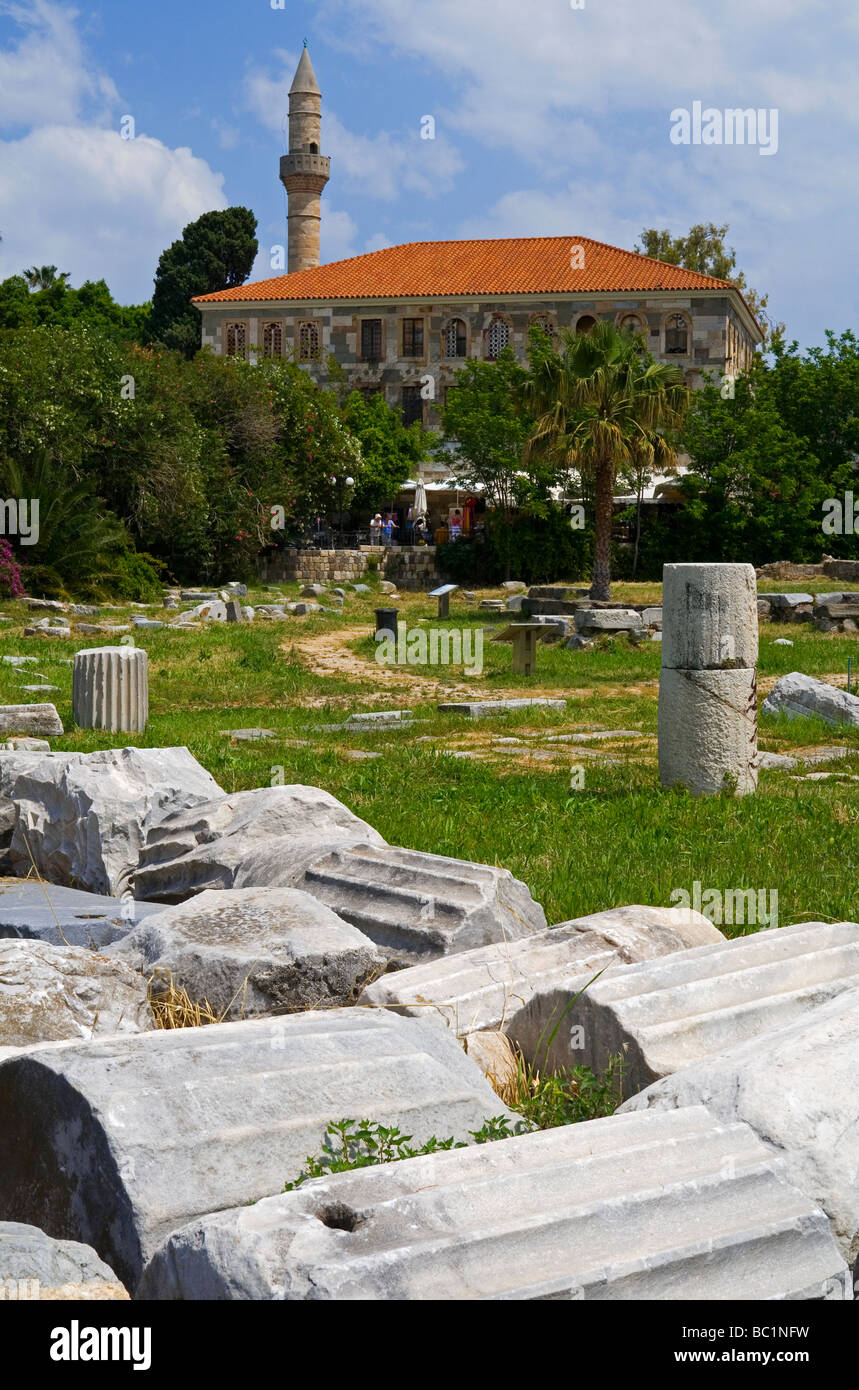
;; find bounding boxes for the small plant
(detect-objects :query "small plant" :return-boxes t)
[283,1114,523,1191]
[0,538,25,599]
[506,1052,627,1129]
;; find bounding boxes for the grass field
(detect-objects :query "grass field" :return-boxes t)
[3,576,858,931]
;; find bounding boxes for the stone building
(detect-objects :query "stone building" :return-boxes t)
[193,48,762,477]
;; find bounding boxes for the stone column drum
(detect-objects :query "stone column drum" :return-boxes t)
[73,646,149,733]
[658,563,758,796]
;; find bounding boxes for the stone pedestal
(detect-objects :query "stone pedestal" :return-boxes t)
[73,646,149,733]
[659,564,758,796]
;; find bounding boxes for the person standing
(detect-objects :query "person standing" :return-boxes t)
[370,513,383,543]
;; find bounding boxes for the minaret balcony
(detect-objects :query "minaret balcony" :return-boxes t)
[280,153,330,180]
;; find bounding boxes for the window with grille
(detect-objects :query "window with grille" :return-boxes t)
[262,322,284,357]
[665,314,689,355]
[619,314,644,335]
[486,317,510,359]
[225,322,247,358]
[402,318,424,357]
[444,318,467,358]
[298,321,320,361]
[361,319,383,360]
[531,316,555,341]
[402,385,423,426]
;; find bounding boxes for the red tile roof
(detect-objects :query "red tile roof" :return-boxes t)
[192,235,741,305]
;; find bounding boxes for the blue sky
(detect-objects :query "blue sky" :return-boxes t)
[0,0,856,348]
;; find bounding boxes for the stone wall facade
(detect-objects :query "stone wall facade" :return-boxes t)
[257,546,444,590]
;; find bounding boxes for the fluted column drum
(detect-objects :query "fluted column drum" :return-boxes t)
[73,646,149,733]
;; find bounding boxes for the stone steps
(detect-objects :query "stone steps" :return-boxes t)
[0,1010,510,1293]
[529,919,859,1091]
[139,1105,850,1300]
[300,844,545,963]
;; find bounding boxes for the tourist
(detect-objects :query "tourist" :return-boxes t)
[382,514,397,545]
[370,513,383,543]
[450,509,463,540]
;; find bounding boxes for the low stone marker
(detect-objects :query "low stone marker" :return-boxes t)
[493,622,546,676]
[659,563,759,796]
[73,646,148,733]
[428,582,458,619]
[0,1010,512,1291]
[574,608,643,636]
[225,598,243,623]
[0,705,63,737]
[138,1105,850,1301]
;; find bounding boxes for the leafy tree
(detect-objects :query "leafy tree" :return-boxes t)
[678,364,831,563]
[0,273,148,340]
[22,265,68,290]
[526,322,689,599]
[439,347,537,511]
[148,207,258,356]
[340,389,433,513]
[634,222,783,345]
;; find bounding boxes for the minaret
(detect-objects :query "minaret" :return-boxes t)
[279,46,330,273]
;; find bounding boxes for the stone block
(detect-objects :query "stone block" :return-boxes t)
[658,666,758,796]
[762,671,859,728]
[0,879,163,950]
[437,699,566,718]
[622,986,859,1265]
[575,608,643,634]
[135,785,386,903]
[298,843,547,965]
[823,559,859,581]
[0,747,223,896]
[0,705,63,737]
[363,904,722,1035]
[662,563,758,669]
[138,1106,850,1301]
[108,887,385,1018]
[0,1223,129,1301]
[73,647,148,734]
[0,938,153,1048]
[0,1010,511,1291]
[528,919,859,1092]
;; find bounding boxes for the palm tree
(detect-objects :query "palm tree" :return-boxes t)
[22,265,69,290]
[525,321,690,600]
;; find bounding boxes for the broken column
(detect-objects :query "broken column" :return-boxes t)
[138,1105,851,1300]
[658,563,758,795]
[0,1009,512,1292]
[73,645,149,733]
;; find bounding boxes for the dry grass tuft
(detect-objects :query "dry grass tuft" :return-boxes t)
[147,969,223,1030]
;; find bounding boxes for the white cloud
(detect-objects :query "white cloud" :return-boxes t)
[0,126,227,302]
[0,2,230,304]
[0,0,118,128]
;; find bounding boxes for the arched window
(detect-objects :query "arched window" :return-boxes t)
[225,322,247,358]
[262,322,283,358]
[444,318,467,358]
[298,320,320,361]
[665,313,689,355]
[619,313,644,336]
[486,316,510,360]
[309,142,318,154]
[530,314,555,342]
[575,314,596,335]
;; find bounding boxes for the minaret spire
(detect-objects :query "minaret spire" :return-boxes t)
[279,48,330,273]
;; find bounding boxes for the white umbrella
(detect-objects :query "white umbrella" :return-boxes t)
[413,480,428,520]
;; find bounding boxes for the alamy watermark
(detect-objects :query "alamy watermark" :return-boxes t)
[671,880,778,929]
[375,621,484,676]
[0,498,39,545]
[822,491,858,535]
[670,102,779,156]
